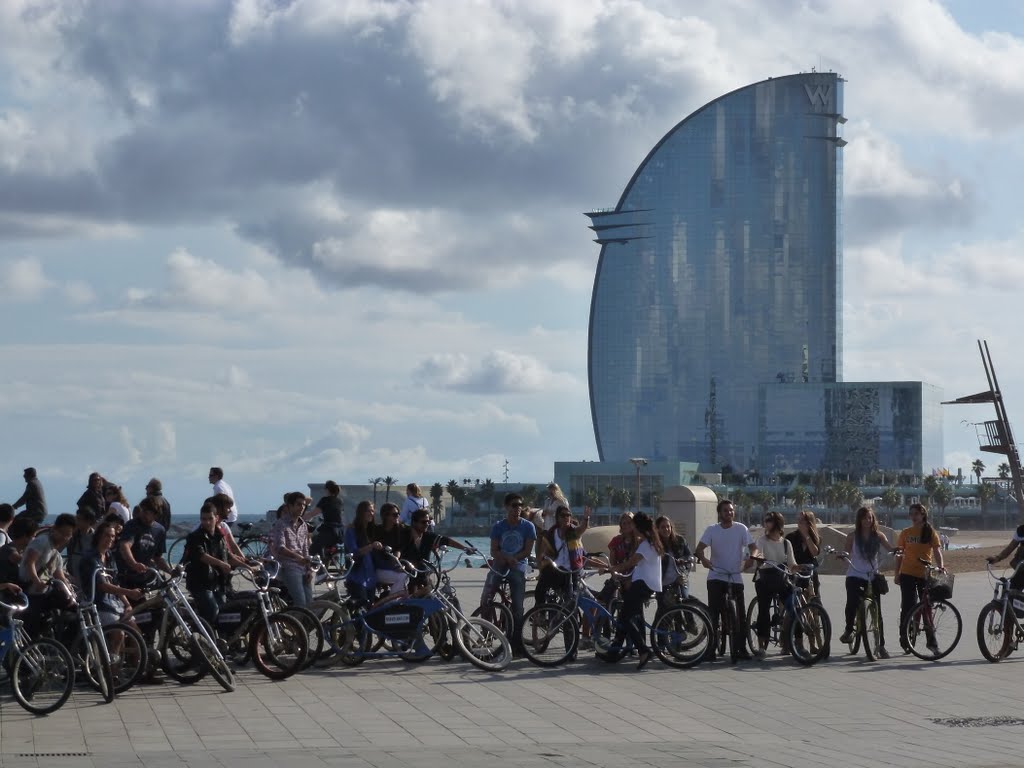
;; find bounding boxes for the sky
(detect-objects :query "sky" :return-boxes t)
[3,0,1024,518]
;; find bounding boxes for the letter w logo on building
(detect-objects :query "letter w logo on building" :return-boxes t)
[804,83,832,107]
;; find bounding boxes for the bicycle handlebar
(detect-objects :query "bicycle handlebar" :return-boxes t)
[0,590,29,613]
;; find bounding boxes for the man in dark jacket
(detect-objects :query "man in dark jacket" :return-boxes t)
[77,472,105,518]
[12,468,47,525]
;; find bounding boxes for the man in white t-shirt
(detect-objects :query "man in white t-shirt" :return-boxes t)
[209,467,238,527]
[695,499,759,661]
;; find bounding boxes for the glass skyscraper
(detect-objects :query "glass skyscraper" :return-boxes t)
[587,72,941,475]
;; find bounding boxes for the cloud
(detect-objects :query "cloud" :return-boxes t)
[0,257,51,300]
[414,350,577,394]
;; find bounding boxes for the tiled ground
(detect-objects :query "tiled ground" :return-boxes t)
[2,569,1023,768]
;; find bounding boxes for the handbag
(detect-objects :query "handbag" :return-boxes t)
[872,573,889,595]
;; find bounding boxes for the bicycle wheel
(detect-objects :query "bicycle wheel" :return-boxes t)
[846,603,863,655]
[789,603,831,667]
[453,616,511,672]
[744,593,781,653]
[278,606,324,669]
[190,631,235,692]
[472,602,515,642]
[309,599,353,668]
[861,600,882,661]
[104,622,148,693]
[249,613,308,679]
[240,536,270,560]
[167,535,189,566]
[521,604,578,667]
[88,634,115,703]
[651,605,712,668]
[977,601,1014,662]
[903,599,961,661]
[11,638,75,715]
[161,615,212,684]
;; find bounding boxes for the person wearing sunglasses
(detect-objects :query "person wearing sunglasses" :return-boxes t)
[485,493,536,653]
[751,510,796,658]
[372,502,412,597]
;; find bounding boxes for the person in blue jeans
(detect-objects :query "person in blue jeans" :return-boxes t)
[486,492,536,653]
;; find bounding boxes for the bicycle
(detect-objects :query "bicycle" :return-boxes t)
[521,561,713,669]
[746,559,831,666]
[132,567,235,691]
[707,567,749,664]
[0,591,75,715]
[209,559,309,679]
[472,558,516,641]
[337,548,511,671]
[836,551,886,661]
[977,561,1024,662]
[899,559,961,661]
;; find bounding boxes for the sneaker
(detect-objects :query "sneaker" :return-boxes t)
[876,646,890,659]
[926,642,940,656]
[753,648,767,659]
[578,637,594,651]
[839,631,853,644]
[734,650,753,661]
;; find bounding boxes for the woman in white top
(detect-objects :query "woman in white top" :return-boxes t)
[399,483,428,526]
[104,484,132,524]
[541,483,569,532]
[752,510,796,657]
[839,506,897,658]
[605,512,662,670]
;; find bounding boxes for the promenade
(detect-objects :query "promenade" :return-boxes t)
[2,568,1023,768]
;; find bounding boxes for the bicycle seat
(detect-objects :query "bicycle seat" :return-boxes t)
[237,522,254,532]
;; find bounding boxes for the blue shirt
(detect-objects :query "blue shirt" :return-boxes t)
[490,518,536,573]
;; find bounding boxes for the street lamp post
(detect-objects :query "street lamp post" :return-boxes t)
[629,458,648,513]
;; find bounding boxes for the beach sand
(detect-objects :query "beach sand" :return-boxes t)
[939,530,1015,573]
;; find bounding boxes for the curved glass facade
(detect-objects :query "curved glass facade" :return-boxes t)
[587,73,846,471]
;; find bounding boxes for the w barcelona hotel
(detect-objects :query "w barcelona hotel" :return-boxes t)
[560,72,942,494]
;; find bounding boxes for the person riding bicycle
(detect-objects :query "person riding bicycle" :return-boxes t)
[894,503,944,654]
[80,521,144,626]
[694,498,757,662]
[0,517,36,588]
[534,505,590,604]
[839,506,898,658]
[185,501,254,625]
[19,513,77,634]
[482,493,536,653]
[603,512,662,670]
[751,510,796,658]
[596,512,636,605]
[373,502,413,598]
[786,510,821,594]
[399,508,475,594]
[344,501,379,605]
[655,515,692,600]
[985,523,1024,590]
[271,491,315,608]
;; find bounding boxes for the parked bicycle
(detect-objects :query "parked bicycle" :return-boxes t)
[0,590,75,715]
[977,561,1024,662]
[707,567,748,664]
[473,557,516,641]
[899,559,960,661]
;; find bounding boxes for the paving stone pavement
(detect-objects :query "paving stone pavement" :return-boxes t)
[2,569,1024,768]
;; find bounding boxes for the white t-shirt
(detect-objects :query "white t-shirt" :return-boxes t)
[0,528,10,548]
[755,536,796,569]
[213,479,238,523]
[631,539,663,592]
[541,497,563,531]
[699,522,753,584]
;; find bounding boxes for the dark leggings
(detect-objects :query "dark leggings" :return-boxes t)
[754,569,786,641]
[620,580,653,653]
[898,575,926,640]
[844,577,885,645]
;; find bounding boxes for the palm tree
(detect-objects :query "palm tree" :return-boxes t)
[972,459,986,485]
[787,484,809,512]
[584,488,601,521]
[732,490,752,525]
[922,475,939,508]
[446,480,460,515]
[617,488,632,513]
[383,475,397,502]
[369,477,384,506]
[753,490,774,519]
[978,481,998,528]
[430,482,444,518]
[520,484,539,507]
[932,481,955,527]
[880,486,902,527]
[604,485,616,514]
[841,482,863,522]
[999,463,1011,480]
[481,479,496,514]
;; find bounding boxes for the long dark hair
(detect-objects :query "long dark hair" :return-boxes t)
[351,500,375,546]
[633,513,664,556]
[854,507,880,560]
[909,502,934,545]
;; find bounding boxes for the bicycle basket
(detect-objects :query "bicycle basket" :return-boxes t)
[927,571,954,600]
